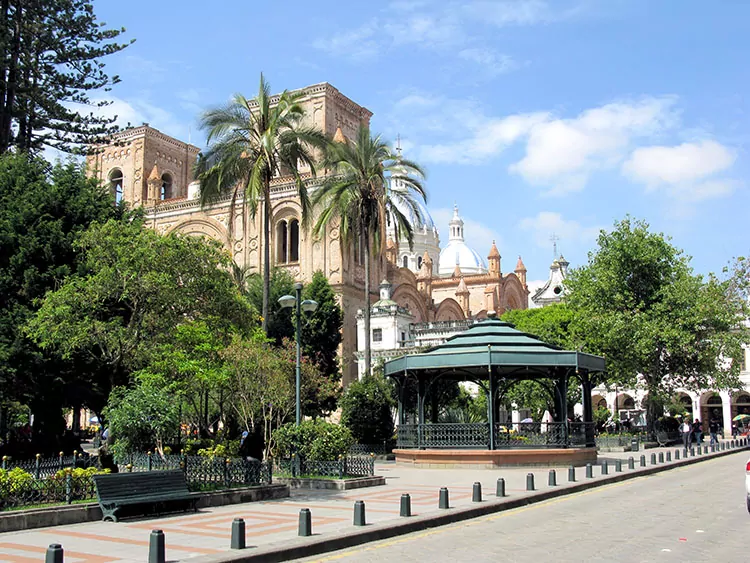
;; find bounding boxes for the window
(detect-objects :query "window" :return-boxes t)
[160,173,173,200]
[276,218,300,264]
[372,328,382,342]
[417,256,423,269]
[402,256,409,268]
[401,331,406,342]
[108,169,123,204]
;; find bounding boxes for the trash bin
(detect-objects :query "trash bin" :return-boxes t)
[630,438,639,452]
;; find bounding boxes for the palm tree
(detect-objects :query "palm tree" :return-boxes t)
[313,125,426,376]
[195,74,326,333]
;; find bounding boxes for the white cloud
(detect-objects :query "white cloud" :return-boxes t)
[510,97,677,194]
[622,140,738,202]
[457,48,520,76]
[518,211,602,251]
[311,20,381,61]
[431,207,501,259]
[384,15,465,48]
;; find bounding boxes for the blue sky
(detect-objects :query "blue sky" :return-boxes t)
[92,0,749,288]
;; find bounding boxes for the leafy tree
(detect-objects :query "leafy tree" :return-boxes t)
[313,125,426,376]
[0,0,133,154]
[245,268,294,344]
[340,375,395,445]
[0,153,123,447]
[27,219,253,415]
[195,73,326,333]
[301,271,343,390]
[502,303,576,349]
[103,381,180,456]
[565,217,747,434]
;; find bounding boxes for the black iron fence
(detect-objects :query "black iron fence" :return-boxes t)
[349,443,390,456]
[396,422,596,449]
[274,456,375,479]
[1,452,95,479]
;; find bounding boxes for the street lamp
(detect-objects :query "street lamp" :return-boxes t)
[278,282,318,425]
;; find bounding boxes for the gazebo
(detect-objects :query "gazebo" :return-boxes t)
[384,317,606,467]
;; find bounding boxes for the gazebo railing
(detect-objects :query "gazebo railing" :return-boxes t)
[396,422,596,449]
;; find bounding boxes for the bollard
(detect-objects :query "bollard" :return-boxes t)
[472,482,482,502]
[722,442,726,451]
[585,463,593,478]
[298,509,312,536]
[526,473,535,491]
[400,494,412,517]
[640,455,646,467]
[731,440,735,448]
[149,530,165,563]
[650,453,657,465]
[628,456,635,470]
[666,451,671,462]
[230,518,245,549]
[601,460,608,475]
[353,500,366,526]
[46,544,64,563]
[697,445,702,455]
[690,447,695,457]
[658,452,664,463]
[548,470,557,487]
[675,449,680,460]
[711,444,716,453]
[496,478,506,497]
[568,465,576,482]
[438,487,450,509]
[683,448,688,458]
[615,459,622,472]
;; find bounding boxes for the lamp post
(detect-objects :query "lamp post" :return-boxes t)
[278,283,318,426]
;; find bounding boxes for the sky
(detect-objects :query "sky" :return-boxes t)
[89,0,749,289]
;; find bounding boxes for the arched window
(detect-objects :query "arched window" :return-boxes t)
[160,173,173,200]
[402,256,409,268]
[108,169,123,204]
[417,256,423,269]
[276,217,300,264]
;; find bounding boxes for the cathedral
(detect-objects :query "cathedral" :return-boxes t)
[85,81,529,384]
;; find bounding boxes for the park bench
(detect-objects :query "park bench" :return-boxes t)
[93,470,197,522]
[656,430,680,447]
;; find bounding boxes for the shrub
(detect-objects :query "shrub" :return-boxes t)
[340,376,395,445]
[196,441,240,459]
[272,420,354,461]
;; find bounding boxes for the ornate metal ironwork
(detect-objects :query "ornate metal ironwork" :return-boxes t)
[274,456,375,479]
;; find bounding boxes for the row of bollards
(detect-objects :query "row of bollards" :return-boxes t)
[42,439,748,561]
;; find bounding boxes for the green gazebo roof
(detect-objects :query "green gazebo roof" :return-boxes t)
[384,318,605,378]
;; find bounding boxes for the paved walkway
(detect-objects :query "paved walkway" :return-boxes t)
[0,442,738,562]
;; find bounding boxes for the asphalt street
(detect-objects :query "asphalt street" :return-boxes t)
[295,451,750,563]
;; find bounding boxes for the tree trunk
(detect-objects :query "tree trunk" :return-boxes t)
[261,179,270,334]
[1,0,22,153]
[645,375,660,438]
[363,226,371,377]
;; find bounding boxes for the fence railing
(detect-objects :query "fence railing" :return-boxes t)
[349,443,390,456]
[1,452,94,479]
[274,456,375,479]
[396,422,596,449]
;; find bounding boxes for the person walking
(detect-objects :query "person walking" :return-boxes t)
[709,417,720,446]
[682,419,692,450]
[693,419,703,444]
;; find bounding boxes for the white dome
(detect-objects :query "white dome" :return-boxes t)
[439,241,487,275]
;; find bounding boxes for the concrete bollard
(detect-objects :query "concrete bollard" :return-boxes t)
[548,470,557,487]
[149,530,165,563]
[697,445,702,455]
[472,482,482,502]
[353,500,366,526]
[658,452,664,463]
[585,463,593,478]
[400,494,412,517]
[721,442,726,451]
[666,451,671,462]
[496,478,506,497]
[46,544,64,563]
[439,488,450,509]
[640,455,646,467]
[650,453,657,465]
[675,449,680,460]
[231,518,246,549]
[568,465,576,482]
[683,448,688,458]
[615,459,622,472]
[298,509,312,536]
[628,456,635,470]
[526,473,535,491]
[690,447,695,457]
[601,460,608,475]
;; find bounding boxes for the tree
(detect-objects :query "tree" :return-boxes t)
[313,125,426,376]
[340,375,395,445]
[301,271,343,385]
[27,219,254,415]
[245,268,295,344]
[565,217,747,434]
[194,73,326,333]
[0,153,123,447]
[0,0,133,154]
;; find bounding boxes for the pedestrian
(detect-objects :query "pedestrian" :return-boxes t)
[709,417,720,446]
[682,419,691,450]
[693,419,703,444]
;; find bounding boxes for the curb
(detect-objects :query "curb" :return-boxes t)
[184,445,750,563]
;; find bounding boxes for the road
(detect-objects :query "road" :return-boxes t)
[296,451,749,563]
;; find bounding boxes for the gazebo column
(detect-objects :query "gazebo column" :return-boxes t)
[396,377,405,425]
[554,373,568,446]
[488,373,497,450]
[581,373,595,447]
[417,378,426,449]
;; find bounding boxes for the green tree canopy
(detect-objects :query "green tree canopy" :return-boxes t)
[340,375,395,445]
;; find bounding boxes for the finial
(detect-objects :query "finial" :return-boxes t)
[396,133,402,157]
[550,232,560,258]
